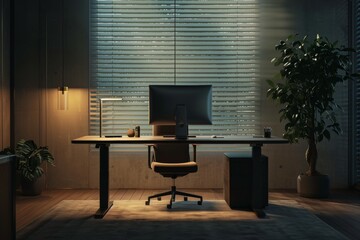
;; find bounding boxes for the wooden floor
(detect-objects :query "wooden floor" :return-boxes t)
[16,189,360,240]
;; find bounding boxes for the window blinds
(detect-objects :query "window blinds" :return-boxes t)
[89,0,261,150]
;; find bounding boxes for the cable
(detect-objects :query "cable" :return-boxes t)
[174,0,177,84]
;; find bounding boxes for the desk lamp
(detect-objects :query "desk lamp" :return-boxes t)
[99,98,123,137]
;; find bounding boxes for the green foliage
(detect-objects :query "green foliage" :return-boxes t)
[0,147,13,155]
[1,139,55,181]
[267,34,358,144]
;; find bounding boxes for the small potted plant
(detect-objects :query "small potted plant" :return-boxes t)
[15,139,55,195]
[267,34,358,198]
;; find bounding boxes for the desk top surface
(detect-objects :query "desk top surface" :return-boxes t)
[72,135,288,145]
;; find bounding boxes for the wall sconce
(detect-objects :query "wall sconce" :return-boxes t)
[57,86,69,110]
[57,0,69,110]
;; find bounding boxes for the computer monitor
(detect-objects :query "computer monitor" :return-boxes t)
[149,85,212,139]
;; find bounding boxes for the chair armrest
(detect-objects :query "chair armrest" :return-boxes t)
[191,144,197,162]
[146,144,156,169]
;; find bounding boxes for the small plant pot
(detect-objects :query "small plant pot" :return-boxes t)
[21,176,44,196]
[297,174,330,198]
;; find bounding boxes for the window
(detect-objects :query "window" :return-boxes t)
[89,0,260,150]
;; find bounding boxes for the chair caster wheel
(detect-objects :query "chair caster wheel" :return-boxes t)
[167,204,172,209]
[157,197,161,201]
[145,201,150,205]
[184,197,188,201]
[197,201,202,205]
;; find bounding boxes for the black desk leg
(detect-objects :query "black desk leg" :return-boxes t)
[95,144,113,219]
[251,144,266,218]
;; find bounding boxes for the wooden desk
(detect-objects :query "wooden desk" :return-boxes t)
[72,135,288,218]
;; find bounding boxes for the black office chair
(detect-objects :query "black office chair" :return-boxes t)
[145,125,203,209]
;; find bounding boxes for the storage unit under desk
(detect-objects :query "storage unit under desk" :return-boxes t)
[224,152,268,209]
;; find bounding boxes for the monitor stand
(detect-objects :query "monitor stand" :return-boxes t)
[175,104,188,139]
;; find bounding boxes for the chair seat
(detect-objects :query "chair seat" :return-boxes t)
[152,161,198,175]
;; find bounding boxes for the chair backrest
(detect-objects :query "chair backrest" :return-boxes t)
[152,125,190,163]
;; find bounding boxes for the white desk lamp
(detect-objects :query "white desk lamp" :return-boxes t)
[99,98,123,137]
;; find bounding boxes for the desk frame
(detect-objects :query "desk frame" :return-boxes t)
[72,136,288,219]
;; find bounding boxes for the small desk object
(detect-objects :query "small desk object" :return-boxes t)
[72,135,288,218]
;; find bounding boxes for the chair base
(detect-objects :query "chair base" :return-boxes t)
[145,186,203,209]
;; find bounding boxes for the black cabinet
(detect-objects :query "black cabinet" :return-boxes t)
[0,155,16,240]
[224,152,268,209]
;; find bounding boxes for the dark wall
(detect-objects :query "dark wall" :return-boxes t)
[13,0,89,144]
[13,0,90,189]
[0,0,11,150]
[14,0,42,144]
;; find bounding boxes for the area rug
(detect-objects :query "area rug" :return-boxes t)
[17,200,349,240]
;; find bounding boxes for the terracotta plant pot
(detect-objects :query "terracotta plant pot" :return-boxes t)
[297,174,329,198]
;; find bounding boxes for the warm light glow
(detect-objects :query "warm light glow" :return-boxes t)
[57,86,69,110]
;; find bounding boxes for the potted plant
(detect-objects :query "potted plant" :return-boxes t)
[266,34,358,198]
[4,139,55,195]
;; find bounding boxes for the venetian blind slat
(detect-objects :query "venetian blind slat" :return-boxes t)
[90,0,260,151]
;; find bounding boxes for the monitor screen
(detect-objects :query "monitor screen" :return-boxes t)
[149,85,212,126]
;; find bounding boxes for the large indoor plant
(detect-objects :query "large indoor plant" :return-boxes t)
[1,139,55,195]
[267,34,358,197]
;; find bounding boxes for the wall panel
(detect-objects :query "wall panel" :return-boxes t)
[0,0,11,149]
[14,0,41,143]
